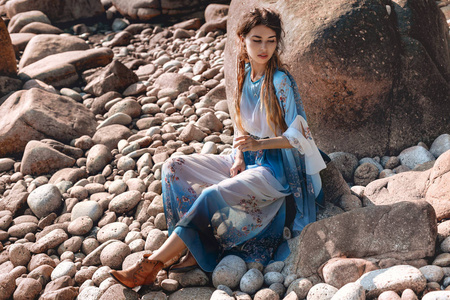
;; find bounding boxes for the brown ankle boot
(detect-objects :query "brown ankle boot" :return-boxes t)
[110,254,164,288]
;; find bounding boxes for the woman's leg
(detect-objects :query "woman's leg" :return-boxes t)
[110,232,189,288]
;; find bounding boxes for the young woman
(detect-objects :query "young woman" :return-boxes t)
[110,7,327,288]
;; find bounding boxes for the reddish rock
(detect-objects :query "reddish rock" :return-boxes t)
[13,278,42,300]
[320,257,379,288]
[92,124,132,150]
[0,88,97,157]
[19,34,90,69]
[0,18,17,77]
[84,60,139,96]
[39,286,78,300]
[365,149,450,221]
[196,112,223,133]
[154,72,200,93]
[6,0,104,24]
[179,124,207,143]
[7,10,50,33]
[49,168,87,184]
[111,0,161,21]
[204,4,229,23]
[19,22,63,34]
[21,140,76,175]
[283,201,436,280]
[0,274,15,300]
[19,48,113,88]
[99,284,139,300]
[30,229,69,254]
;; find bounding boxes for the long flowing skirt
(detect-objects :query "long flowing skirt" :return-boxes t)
[161,153,289,272]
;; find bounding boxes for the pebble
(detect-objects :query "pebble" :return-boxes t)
[97,222,129,243]
[307,283,338,300]
[330,282,365,300]
[420,265,445,282]
[71,201,103,222]
[27,184,62,218]
[67,216,94,236]
[51,261,77,280]
[240,268,264,294]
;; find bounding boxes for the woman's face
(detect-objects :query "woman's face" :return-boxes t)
[243,25,277,68]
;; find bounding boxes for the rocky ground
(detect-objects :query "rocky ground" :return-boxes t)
[0,1,449,300]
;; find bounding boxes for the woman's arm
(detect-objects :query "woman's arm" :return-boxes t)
[233,135,293,152]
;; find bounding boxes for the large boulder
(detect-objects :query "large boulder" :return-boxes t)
[0,88,97,157]
[19,34,90,69]
[282,201,437,281]
[225,0,450,157]
[6,0,104,24]
[110,0,161,21]
[18,48,113,88]
[0,18,17,77]
[365,149,450,221]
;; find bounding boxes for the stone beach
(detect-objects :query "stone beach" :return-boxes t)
[0,0,449,299]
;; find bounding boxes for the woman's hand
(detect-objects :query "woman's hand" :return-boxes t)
[230,158,246,177]
[233,135,260,152]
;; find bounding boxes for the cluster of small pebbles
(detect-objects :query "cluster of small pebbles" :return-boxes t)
[0,1,450,299]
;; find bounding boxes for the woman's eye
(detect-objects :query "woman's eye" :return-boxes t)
[269,40,275,43]
[253,40,261,43]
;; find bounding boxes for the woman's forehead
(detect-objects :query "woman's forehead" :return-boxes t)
[247,25,276,38]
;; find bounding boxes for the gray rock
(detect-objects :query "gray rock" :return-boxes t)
[264,272,284,286]
[353,163,379,186]
[286,278,313,299]
[264,261,285,274]
[329,152,359,182]
[359,157,383,173]
[108,180,127,194]
[419,265,444,282]
[71,201,103,222]
[109,190,141,214]
[51,261,77,280]
[430,134,450,158]
[398,146,435,169]
[0,158,15,172]
[212,255,247,289]
[27,184,62,218]
[240,268,264,294]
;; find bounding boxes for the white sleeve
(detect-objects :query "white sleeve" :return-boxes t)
[282,115,326,174]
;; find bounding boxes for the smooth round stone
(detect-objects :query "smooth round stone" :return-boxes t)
[27,184,62,218]
[13,278,42,300]
[78,286,102,300]
[264,272,284,286]
[264,261,285,274]
[253,288,279,300]
[331,282,365,300]
[68,216,94,236]
[108,180,127,194]
[161,278,179,292]
[433,253,450,267]
[92,266,112,286]
[60,88,82,102]
[97,112,132,130]
[70,185,89,200]
[430,134,450,158]
[128,239,145,253]
[213,255,247,289]
[117,156,136,171]
[201,141,217,154]
[9,243,31,267]
[51,261,77,280]
[126,178,146,193]
[71,201,103,222]
[420,265,445,282]
[124,231,142,244]
[97,222,129,243]
[84,183,105,195]
[100,241,131,269]
[108,190,141,214]
[144,228,166,251]
[398,146,435,169]
[0,158,15,172]
[240,269,264,295]
[307,283,338,300]
[286,278,313,299]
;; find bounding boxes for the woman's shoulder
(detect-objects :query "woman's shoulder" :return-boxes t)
[273,68,292,91]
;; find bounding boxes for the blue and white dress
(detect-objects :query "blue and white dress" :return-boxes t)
[161,64,326,272]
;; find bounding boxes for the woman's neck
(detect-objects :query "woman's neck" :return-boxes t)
[250,62,266,82]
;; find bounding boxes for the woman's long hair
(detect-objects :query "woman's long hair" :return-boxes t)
[234,8,288,136]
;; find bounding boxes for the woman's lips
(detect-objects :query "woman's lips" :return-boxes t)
[258,54,268,59]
